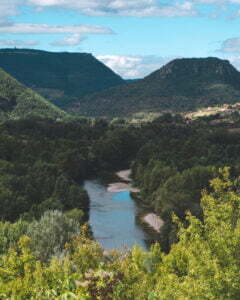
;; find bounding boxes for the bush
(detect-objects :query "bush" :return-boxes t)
[27,210,81,261]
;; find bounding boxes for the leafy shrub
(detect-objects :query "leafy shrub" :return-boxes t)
[27,210,81,261]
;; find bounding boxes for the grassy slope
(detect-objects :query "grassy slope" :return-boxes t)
[0,68,69,121]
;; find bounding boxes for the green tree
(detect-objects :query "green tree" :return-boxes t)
[153,168,240,299]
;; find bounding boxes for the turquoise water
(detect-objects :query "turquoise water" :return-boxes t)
[84,180,149,250]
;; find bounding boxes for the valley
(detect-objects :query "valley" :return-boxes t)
[1,50,240,298]
[68,57,240,118]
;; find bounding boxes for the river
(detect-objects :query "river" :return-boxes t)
[84,179,155,251]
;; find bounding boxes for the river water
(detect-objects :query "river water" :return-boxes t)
[84,180,152,251]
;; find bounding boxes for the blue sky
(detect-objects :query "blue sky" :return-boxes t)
[1,1,240,78]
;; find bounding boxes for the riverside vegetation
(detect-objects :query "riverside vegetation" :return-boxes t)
[2,52,240,299]
[1,167,240,299]
[1,113,240,298]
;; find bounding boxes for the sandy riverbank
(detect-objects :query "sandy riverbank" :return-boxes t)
[107,169,140,193]
[142,213,164,233]
[116,169,132,182]
[108,170,163,233]
[107,182,140,193]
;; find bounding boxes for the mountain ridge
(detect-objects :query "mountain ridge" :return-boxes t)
[0,48,124,107]
[68,57,240,118]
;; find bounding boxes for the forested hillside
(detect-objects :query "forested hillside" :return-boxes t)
[69,57,240,117]
[0,68,68,121]
[0,118,141,222]
[1,115,240,298]
[0,49,124,107]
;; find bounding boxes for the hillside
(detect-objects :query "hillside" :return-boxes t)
[68,57,240,118]
[0,49,124,107]
[0,68,68,121]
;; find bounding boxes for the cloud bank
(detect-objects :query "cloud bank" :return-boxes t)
[97,55,177,78]
[51,34,86,47]
[97,53,240,78]
[28,0,198,17]
[0,0,21,23]
[217,37,240,72]
[2,1,240,21]
[0,23,113,35]
[217,37,240,54]
[0,39,39,47]
[228,56,240,70]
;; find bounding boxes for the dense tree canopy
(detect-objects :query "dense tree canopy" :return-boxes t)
[69,58,240,118]
[0,49,124,107]
[0,68,68,121]
[1,170,240,299]
[0,114,240,298]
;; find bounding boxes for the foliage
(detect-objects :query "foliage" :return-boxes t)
[27,210,83,261]
[0,49,124,107]
[1,171,240,299]
[154,165,216,217]
[1,114,240,298]
[0,219,29,254]
[0,68,69,121]
[1,115,240,240]
[69,57,240,118]
[2,50,240,299]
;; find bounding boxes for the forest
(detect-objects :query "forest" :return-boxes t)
[0,49,124,107]
[69,58,240,118]
[0,68,69,122]
[1,113,240,298]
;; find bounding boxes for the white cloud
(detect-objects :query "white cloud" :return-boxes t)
[51,33,86,47]
[97,55,177,78]
[0,39,39,47]
[26,0,240,18]
[198,0,240,3]
[0,1,202,20]
[0,22,112,48]
[2,0,240,21]
[2,0,240,23]
[0,0,22,22]
[0,23,113,34]
[227,56,240,70]
[27,0,198,17]
[213,37,240,71]
[217,37,240,53]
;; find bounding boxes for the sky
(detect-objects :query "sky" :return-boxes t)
[1,1,240,78]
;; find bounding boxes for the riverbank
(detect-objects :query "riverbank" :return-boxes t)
[107,169,140,193]
[116,170,132,182]
[109,170,164,234]
[85,180,149,250]
[108,182,140,193]
[142,213,164,233]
